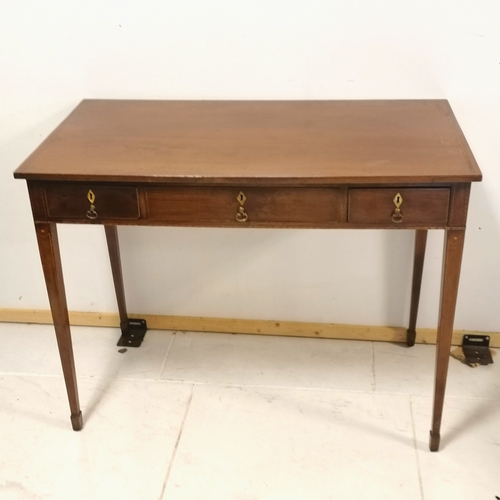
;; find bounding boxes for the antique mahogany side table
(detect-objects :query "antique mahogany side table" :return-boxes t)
[14,100,482,451]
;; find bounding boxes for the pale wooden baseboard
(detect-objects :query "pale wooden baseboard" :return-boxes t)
[1,308,498,347]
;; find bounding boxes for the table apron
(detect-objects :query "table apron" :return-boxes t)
[27,182,471,230]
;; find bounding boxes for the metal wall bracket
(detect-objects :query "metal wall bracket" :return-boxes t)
[117,318,148,348]
[462,334,493,366]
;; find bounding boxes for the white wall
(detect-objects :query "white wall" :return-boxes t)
[1,0,499,331]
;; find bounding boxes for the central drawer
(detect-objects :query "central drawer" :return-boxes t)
[146,187,340,224]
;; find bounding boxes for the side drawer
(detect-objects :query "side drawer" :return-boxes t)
[348,188,450,225]
[146,187,340,224]
[44,184,140,220]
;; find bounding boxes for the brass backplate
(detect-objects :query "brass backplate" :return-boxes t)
[237,191,247,206]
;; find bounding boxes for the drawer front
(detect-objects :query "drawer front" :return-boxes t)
[348,188,450,225]
[146,187,340,224]
[44,184,140,220]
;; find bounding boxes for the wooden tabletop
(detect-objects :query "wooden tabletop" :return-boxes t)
[14,100,482,185]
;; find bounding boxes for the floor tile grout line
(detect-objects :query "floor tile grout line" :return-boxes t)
[3,372,500,404]
[158,332,177,380]
[4,370,500,402]
[158,383,194,500]
[159,380,378,393]
[0,372,62,378]
[409,395,426,500]
[371,341,377,392]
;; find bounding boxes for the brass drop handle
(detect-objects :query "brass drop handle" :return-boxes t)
[86,208,98,219]
[86,189,98,220]
[236,206,248,222]
[391,192,403,223]
[236,191,248,223]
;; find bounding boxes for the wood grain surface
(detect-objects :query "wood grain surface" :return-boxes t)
[14,100,482,184]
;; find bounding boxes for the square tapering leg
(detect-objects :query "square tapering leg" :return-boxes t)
[35,222,83,430]
[430,229,465,451]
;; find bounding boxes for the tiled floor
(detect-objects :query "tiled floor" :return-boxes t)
[0,323,499,500]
